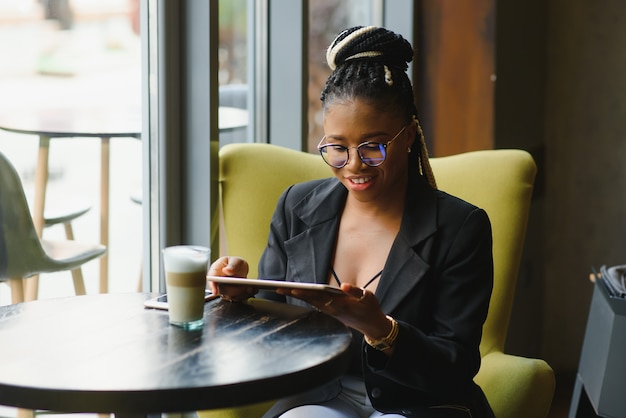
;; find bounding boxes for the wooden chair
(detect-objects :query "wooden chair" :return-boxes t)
[199,143,555,418]
[0,151,106,305]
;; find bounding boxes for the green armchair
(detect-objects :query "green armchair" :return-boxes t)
[200,144,555,418]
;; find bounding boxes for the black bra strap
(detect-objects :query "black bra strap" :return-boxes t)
[331,268,383,289]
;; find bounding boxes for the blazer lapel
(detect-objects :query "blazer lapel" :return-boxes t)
[376,179,439,313]
[284,180,346,285]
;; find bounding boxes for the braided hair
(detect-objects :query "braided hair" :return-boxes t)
[321,26,436,189]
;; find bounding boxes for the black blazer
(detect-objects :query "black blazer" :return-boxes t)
[258,175,495,418]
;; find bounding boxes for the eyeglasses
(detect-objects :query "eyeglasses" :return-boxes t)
[317,124,409,168]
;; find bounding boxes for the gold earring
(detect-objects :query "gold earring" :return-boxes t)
[407,147,411,153]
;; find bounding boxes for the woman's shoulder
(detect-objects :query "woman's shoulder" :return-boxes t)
[282,177,340,202]
[433,189,491,231]
[409,180,490,228]
[409,176,481,214]
[276,178,345,223]
[434,189,480,212]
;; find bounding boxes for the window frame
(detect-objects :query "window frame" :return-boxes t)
[141,0,219,291]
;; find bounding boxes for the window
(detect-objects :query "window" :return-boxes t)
[0,0,142,303]
[307,0,379,152]
[218,0,250,147]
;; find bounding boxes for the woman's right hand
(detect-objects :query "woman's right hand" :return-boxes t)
[207,256,257,301]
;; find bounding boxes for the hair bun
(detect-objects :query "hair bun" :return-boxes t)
[326,26,413,71]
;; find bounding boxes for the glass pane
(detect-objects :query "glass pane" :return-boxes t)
[0,0,142,304]
[218,0,249,147]
[308,0,374,153]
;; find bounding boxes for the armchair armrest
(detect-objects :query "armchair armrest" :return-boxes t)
[475,352,555,418]
[198,400,273,418]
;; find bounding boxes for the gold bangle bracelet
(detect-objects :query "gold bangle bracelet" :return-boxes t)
[365,315,398,351]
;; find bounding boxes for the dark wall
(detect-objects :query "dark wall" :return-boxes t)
[495,1,548,359]
[497,0,626,374]
[542,0,626,372]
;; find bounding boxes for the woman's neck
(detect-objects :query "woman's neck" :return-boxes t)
[345,175,408,220]
[345,186,406,225]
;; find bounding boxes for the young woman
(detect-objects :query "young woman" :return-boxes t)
[210,26,495,418]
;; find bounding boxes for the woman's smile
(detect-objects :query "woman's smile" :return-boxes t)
[347,175,373,186]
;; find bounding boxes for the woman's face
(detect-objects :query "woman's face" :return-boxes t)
[321,99,415,205]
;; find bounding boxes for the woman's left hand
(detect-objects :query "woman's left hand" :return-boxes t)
[276,283,392,342]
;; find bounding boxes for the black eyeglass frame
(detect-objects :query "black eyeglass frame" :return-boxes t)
[317,124,410,168]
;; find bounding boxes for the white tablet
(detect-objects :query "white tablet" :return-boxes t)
[207,276,345,295]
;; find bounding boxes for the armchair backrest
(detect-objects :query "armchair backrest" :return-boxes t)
[219,144,331,279]
[429,150,536,356]
[219,144,536,357]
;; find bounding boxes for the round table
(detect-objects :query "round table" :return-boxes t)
[0,293,351,416]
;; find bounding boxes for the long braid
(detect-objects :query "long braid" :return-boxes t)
[415,117,437,189]
[321,26,437,189]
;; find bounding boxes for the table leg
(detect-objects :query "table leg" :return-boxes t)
[25,135,51,301]
[16,408,34,418]
[100,137,110,293]
[9,279,25,304]
[33,135,50,236]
